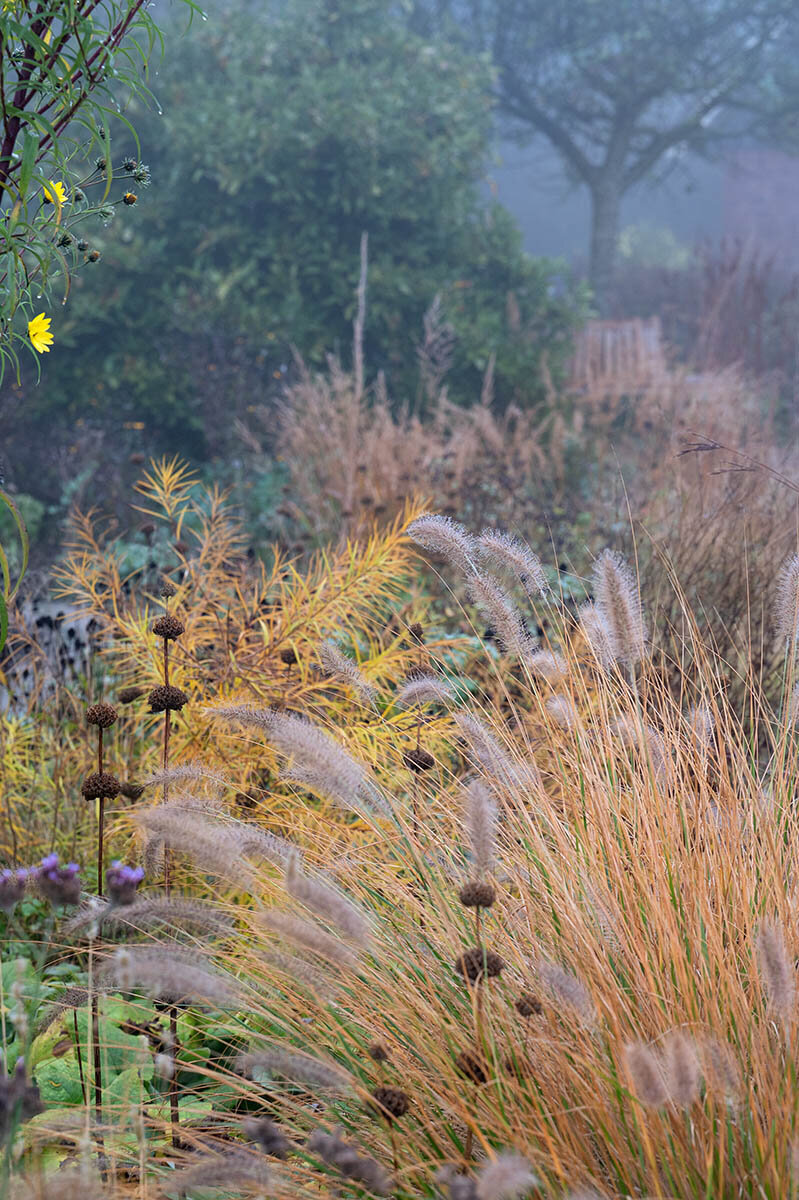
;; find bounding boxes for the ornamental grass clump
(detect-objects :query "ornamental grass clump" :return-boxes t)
[13,497,799,1198]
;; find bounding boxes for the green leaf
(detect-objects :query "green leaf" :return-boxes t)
[34,1056,85,1107]
[18,133,38,203]
[0,488,29,599]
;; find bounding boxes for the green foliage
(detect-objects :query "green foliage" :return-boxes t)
[0,486,29,650]
[23,0,584,434]
[0,0,197,378]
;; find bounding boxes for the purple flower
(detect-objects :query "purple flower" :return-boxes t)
[105,861,144,907]
[34,855,82,908]
[0,868,28,915]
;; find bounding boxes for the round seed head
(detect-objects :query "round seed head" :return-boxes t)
[514,992,543,1018]
[148,685,189,713]
[81,771,121,800]
[403,747,435,773]
[371,1085,410,1120]
[86,702,118,728]
[152,614,185,640]
[368,1042,390,1063]
[458,880,496,909]
[455,946,505,983]
[455,1049,488,1085]
[160,577,177,599]
[408,622,424,644]
[279,646,298,666]
[117,686,146,704]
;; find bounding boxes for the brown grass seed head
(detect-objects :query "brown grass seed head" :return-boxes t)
[86,701,118,728]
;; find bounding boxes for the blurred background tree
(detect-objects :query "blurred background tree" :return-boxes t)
[2,0,587,567]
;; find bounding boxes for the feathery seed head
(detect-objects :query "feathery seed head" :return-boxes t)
[395,673,455,708]
[475,1152,538,1200]
[545,694,578,728]
[240,1047,352,1093]
[308,1127,392,1195]
[463,778,497,879]
[537,961,596,1027]
[477,529,548,600]
[663,1031,701,1107]
[757,918,796,1020]
[469,574,534,660]
[455,713,541,798]
[259,908,359,971]
[284,852,371,945]
[0,868,28,914]
[242,1116,291,1158]
[104,946,239,1008]
[624,1042,668,1108]
[318,639,376,701]
[117,686,146,704]
[118,781,145,800]
[578,602,614,669]
[775,553,799,647]
[592,550,647,667]
[406,512,476,573]
[528,649,567,684]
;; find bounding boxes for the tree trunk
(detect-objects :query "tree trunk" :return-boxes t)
[589,180,622,317]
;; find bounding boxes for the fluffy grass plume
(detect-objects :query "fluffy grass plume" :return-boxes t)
[395,673,456,708]
[258,908,359,971]
[592,549,647,668]
[238,1048,352,1093]
[775,551,799,647]
[318,638,376,702]
[463,778,497,879]
[757,919,796,1022]
[103,946,240,1007]
[476,529,548,600]
[469,573,534,661]
[406,511,476,574]
[284,851,371,945]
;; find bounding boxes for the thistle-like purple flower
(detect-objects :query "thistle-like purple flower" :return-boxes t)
[0,868,28,914]
[35,854,82,907]
[105,861,145,907]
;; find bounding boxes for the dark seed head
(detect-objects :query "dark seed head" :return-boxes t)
[81,771,121,800]
[455,946,505,983]
[403,747,435,773]
[148,684,188,713]
[86,701,118,728]
[455,1049,488,1085]
[367,1042,390,1063]
[160,578,177,599]
[153,614,185,641]
[408,622,424,644]
[371,1085,409,1120]
[117,686,146,704]
[242,1116,291,1158]
[119,781,145,801]
[458,880,496,909]
[279,647,298,666]
[515,992,543,1018]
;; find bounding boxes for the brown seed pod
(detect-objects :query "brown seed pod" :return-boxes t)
[367,1042,390,1063]
[81,771,121,800]
[148,685,189,713]
[408,622,424,644]
[515,992,543,1018]
[117,686,146,704]
[455,1049,488,1085]
[371,1085,409,1120]
[159,578,177,599]
[152,614,185,640]
[86,702,118,728]
[458,880,496,909]
[454,946,505,983]
[279,647,298,666]
[403,747,435,773]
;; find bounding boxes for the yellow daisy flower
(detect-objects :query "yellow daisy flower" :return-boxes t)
[28,312,54,354]
[42,180,66,206]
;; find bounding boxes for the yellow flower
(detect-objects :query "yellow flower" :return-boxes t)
[42,180,66,206]
[28,312,54,354]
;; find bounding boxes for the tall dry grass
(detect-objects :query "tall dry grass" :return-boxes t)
[9,506,799,1198]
